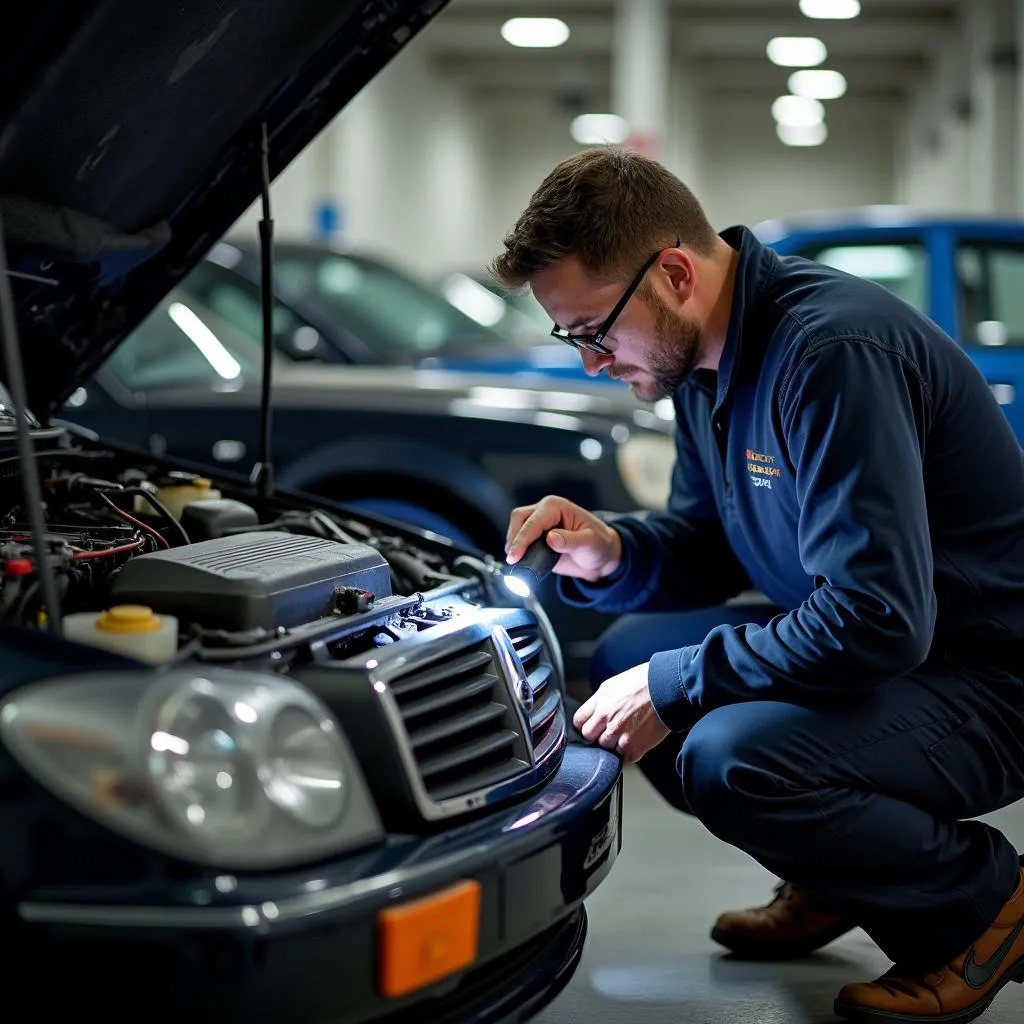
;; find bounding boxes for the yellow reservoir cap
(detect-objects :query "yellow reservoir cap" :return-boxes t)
[96,605,162,634]
[162,478,210,492]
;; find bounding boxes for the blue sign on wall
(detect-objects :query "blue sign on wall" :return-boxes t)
[313,198,344,244]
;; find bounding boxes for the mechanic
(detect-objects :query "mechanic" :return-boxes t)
[492,146,1024,1024]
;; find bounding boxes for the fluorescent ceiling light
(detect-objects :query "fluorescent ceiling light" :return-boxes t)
[799,0,861,18]
[501,17,570,48]
[776,122,829,147]
[788,69,847,100]
[571,113,630,145]
[766,36,827,67]
[772,94,825,127]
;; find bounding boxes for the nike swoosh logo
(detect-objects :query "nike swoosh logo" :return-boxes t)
[963,915,1024,989]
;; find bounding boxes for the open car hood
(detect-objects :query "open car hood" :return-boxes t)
[0,0,449,420]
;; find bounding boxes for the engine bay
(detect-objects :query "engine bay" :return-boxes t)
[0,424,512,670]
[0,421,569,835]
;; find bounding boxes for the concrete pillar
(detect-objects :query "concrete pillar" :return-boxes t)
[965,0,1017,214]
[664,61,702,194]
[612,0,670,160]
[894,18,970,212]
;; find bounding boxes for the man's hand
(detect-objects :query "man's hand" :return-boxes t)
[505,495,623,583]
[573,662,671,763]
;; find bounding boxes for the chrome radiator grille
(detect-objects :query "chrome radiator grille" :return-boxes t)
[388,638,532,804]
[506,622,560,754]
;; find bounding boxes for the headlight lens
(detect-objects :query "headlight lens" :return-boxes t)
[0,668,381,869]
[615,433,677,509]
[266,705,347,829]
[149,684,270,841]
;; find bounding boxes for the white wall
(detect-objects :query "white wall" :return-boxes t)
[697,96,898,231]
[471,90,897,265]
[896,0,1020,216]
[232,55,901,280]
[472,98,586,266]
[231,42,491,279]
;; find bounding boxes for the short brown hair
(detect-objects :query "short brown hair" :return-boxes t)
[489,145,718,291]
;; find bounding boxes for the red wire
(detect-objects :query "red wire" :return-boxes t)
[72,538,147,560]
[103,504,170,550]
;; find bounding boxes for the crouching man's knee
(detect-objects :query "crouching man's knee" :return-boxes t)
[679,706,799,840]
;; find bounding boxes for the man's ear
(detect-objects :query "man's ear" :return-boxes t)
[658,247,696,303]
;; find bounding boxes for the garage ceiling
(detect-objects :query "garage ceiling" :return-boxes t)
[421,0,963,110]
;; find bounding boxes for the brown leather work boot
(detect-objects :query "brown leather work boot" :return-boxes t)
[710,880,856,959]
[834,867,1024,1023]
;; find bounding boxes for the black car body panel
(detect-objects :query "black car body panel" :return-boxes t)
[0,3,624,1020]
[1,0,449,417]
[0,431,623,1022]
[4,604,622,1021]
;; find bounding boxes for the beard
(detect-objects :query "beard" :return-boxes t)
[609,296,703,402]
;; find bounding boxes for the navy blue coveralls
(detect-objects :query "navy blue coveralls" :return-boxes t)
[561,226,1024,967]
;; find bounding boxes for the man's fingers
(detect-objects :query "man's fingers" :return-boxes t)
[572,696,595,730]
[506,502,564,563]
[505,505,536,558]
[579,709,607,743]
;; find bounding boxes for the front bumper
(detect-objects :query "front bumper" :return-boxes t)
[13,744,622,1023]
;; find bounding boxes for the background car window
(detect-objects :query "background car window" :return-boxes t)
[104,291,273,390]
[273,250,510,357]
[183,262,327,359]
[439,272,552,347]
[956,243,1024,347]
[798,242,928,313]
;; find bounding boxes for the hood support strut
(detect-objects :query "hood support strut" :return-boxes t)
[250,121,275,506]
[0,212,63,632]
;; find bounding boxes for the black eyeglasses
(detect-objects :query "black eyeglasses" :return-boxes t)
[550,239,680,355]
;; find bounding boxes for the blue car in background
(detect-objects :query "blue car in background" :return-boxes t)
[757,208,1024,439]
[185,240,595,384]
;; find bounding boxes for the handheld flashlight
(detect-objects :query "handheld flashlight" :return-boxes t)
[504,534,559,597]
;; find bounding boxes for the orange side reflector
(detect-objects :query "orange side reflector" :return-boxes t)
[377,879,482,999]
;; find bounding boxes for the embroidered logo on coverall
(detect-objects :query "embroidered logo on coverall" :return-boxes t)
[746,449,782,490]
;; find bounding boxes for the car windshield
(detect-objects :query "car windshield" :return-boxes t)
[439,273,552,346]
[103,290,281,391]
[273,248,512,356]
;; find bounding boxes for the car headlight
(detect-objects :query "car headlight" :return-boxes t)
[615,434,677,509]
[0,668,383,869]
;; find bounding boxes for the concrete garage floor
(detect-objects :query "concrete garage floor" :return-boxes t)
[536,764,1024,1024]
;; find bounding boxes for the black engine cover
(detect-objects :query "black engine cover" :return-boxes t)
[110,532,392,630]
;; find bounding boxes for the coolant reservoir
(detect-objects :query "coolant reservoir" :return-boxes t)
[64,605,178,663]
[134,476,222,520]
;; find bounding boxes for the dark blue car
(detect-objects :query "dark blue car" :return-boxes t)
[184,239,600,384]
[0,2,622,1020]
[758,208,1024,439]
